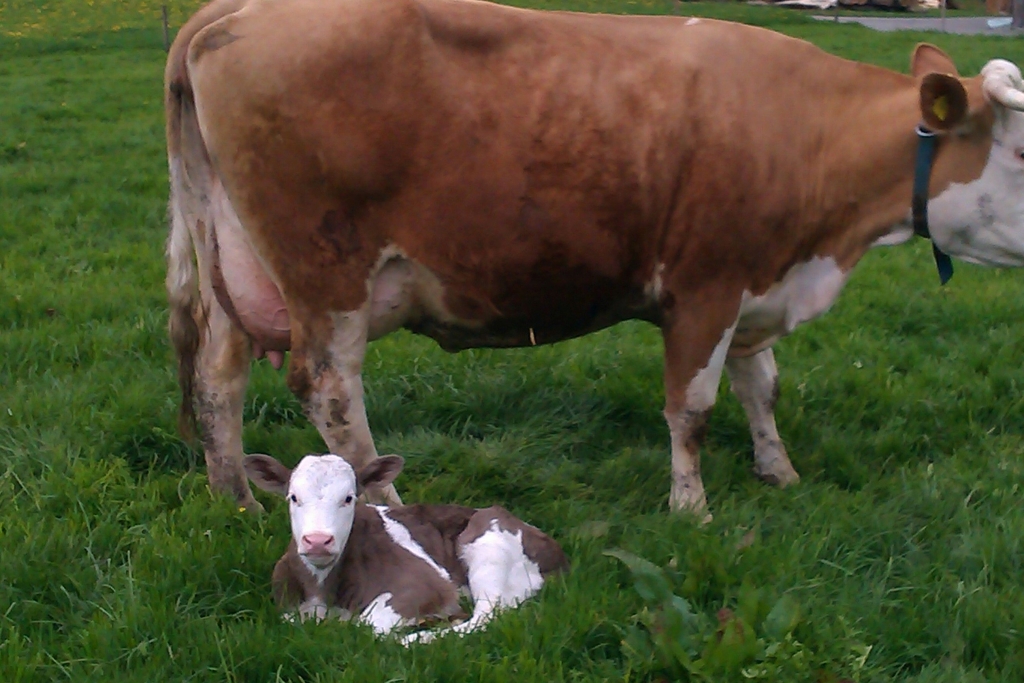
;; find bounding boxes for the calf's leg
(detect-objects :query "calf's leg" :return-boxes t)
[725,348,800,486]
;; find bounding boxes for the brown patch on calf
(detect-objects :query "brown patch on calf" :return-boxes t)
[386,504,479,586]
[272,506,464,622]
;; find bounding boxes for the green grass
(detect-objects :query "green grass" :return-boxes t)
[4,1,1024,680]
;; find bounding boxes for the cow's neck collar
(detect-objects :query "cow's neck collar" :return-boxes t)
[912,124,955,285]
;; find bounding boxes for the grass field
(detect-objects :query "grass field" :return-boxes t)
[4,1,1024,680]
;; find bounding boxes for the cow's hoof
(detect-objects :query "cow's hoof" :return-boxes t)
[753,457,800,488]
[669,482,712,525]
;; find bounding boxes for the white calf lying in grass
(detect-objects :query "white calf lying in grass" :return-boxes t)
[244,453,568,644]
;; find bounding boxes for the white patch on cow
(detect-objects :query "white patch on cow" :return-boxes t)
[725,349,800,487]
[373,506,452,582]
[644,263,665,302]
[360,592,406,635]
[166,156,197,298]
[684,319,739,411]
[928,127,1024,267]
[287,455,359,584]
[736,256,847,347]
[871,221,915,248]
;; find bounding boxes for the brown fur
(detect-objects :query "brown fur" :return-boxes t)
[271,502,566,623]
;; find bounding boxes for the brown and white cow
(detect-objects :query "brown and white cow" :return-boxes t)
[243,452,567,643]
[166,0,1024,518]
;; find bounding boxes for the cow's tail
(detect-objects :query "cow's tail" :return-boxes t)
[164,0,245,439]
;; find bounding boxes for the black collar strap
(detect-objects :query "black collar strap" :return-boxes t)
[912,124,954,285]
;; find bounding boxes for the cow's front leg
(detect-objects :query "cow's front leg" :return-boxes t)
[195,287,262,511]
[661,299,741,520]
[725,348,800,487]
[286,309,402,506]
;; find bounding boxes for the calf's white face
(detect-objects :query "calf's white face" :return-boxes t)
[244,453,405,572]
[286,456,359,567]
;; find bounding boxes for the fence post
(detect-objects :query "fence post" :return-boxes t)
[940,0,946,33]
[1014,0,1024,29]
[162,5,170,52]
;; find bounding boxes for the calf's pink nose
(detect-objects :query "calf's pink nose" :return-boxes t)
[302,533,335,554]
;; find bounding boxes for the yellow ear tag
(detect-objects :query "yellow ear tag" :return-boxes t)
[933,95,949,122]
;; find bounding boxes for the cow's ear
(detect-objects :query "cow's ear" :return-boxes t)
[919,72,970,131]
[357,455,404,492]
[912,44,972,131]
[243,454,291,496]
[911,43,959,78]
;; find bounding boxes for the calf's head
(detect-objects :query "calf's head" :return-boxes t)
[911,45,1024,267]
[244,453,404,569]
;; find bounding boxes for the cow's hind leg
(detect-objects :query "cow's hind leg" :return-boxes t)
[287,309,401,505]
[194,285,262,511]
[725,348,800,487]
[661,294,742,520]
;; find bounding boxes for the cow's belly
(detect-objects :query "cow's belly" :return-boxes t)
[368,249,657,350]
[730,256,847,357]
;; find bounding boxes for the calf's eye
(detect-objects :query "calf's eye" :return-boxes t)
[289,494,298,504]
[344,495,353,505]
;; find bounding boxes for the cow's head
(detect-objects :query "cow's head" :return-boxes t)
[244,453,404,570]
[911,45,1024,267]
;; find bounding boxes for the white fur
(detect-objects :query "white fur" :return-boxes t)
[929,121,1024,268]
[287,455,359,584]
[286,597,352,624]
[667,320,737,515]
[737,256,847,342]
[403,521,544,646]
[644,262,665,302]
[725,349,799,485]
[361,592,407,634]
[165,157,198,309]
[372,506,452,582]
[684,319,738,411]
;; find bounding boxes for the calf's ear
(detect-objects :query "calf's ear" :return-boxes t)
[357,455,404,493]
[243,454,292,496]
